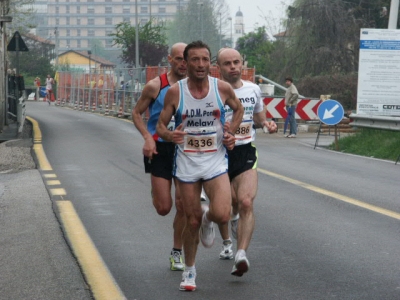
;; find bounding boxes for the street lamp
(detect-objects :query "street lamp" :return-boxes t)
[228,17,233,47]
[219,13,222,49]
[198,2,203,40]
[88,50,92,108]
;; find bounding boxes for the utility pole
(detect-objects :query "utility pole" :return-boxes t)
[135,0,139,68]
[54,27,59,68]
[0,1,12,132]
[388,0,399,29]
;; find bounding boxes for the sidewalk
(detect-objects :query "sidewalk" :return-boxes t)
[0,133,92,299]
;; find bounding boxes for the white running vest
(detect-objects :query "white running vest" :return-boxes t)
[173,76,228,182]
[224,80,263,146]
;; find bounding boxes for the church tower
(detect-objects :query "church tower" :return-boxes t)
[233,7,245,48]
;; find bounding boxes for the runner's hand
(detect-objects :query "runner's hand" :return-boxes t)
[263,120,277,134]
[172,124,186,145]
[143,137,157,159]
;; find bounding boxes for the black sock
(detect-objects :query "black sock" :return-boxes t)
[172,248,182,254]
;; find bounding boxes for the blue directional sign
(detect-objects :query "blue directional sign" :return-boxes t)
[317,99,344,125]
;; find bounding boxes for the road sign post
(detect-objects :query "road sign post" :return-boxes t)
[315,100,344,150]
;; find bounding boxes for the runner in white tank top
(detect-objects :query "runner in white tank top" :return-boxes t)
[173,76,227,182]
[216,47,277,277]
[156,41,244,292]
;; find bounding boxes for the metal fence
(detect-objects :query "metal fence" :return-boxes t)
[55,66,256,117]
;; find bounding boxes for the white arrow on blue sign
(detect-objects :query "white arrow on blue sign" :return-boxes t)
[317,100,344,125]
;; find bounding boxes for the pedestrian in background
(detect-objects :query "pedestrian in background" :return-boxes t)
[284,76,299,138]
[45,74,54,105]
[34,77,41,101]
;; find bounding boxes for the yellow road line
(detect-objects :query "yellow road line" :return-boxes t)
[50,188,67,196]
[257,168,400,221]
[47,180,61,185]
[57,201,126,300]
[28,115,126,300]
[33,143,52,171]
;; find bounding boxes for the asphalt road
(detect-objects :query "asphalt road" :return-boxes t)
[26,101,400,300]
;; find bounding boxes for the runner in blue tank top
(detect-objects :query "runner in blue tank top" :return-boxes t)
[156,41,244,292]
[132,43,187,271]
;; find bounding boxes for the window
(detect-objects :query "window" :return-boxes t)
[77,18,81,25]
[105,18,112,25]
[77,6,80,13]
[66,6,70,13]
[77,40,81,47]
[88,29,95,37]
[66,17,70,25]
[140,6,148,13]
[56,19,59,25]
[123,5,130,13]
[123,17,130,23]
[77,29,81,36]
[140,18,148,23]
[88,18,94,25]
[87,5,94,13]
[105,6,112,13]
[66,29,70,36]
[66,39,70,47]
[140,0,148,2]
[159,6,166,13]
[106,39,113,47]
[55,7,59,13]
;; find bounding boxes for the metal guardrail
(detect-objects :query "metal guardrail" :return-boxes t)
[349,114,400,131]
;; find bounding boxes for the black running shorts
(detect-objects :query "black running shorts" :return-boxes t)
[227,143,258,181]
[143,141,175,180]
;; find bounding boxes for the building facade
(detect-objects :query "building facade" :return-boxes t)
[32,0,188,55]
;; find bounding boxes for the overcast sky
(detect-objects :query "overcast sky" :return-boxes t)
[227,0,293,35]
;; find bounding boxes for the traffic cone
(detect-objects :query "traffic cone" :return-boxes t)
[92,102,96,112]
[104,104,109,116]
[84,102,89,111]
[79,101,83,110]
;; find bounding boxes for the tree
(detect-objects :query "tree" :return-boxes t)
[8,36,54,82]
[167,0,231,59]
[235,26,275,76]
[111,20,168,67]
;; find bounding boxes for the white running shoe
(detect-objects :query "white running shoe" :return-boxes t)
[170,251,184,271]
[200,189,207,202]
[179,270,196,291]
[231,255,250,277]
[219,240,234,260]
[200,204,215,248]
[230,214,239,240]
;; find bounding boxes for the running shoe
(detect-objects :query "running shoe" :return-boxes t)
[200,204,215,248]
[179,270,196,291]
[231,255,250,277]
[200,189,207,202]
[230,214,239,240]
[170,251,184,271]
[219,240,234,260]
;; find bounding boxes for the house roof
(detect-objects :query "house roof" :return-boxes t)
[58,50,116,67]
[22,33,55,46]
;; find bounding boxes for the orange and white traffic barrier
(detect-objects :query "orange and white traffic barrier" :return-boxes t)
[84,102,89,111]
[91,102,96,112]
[104,105,109,116]
[56,98,61,106]
[117,106,123,118]
[79,101,83,110]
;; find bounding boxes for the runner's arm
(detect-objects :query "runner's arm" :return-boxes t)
[132,79,159,157]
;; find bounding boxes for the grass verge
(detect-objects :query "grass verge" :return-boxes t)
[328,128,400,161]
